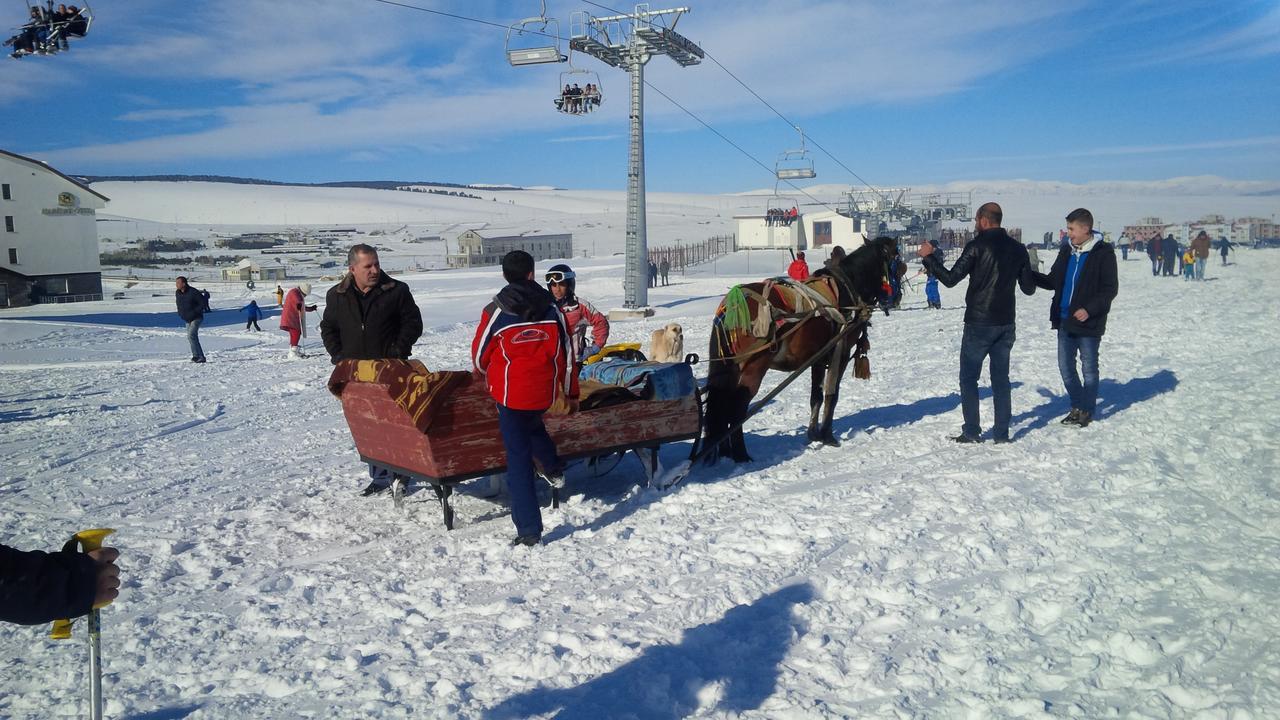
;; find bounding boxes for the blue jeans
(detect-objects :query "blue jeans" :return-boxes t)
[1194,257,1206,280]
[959,324,1015,440]
[497,405,563,537]
[1057,329,1100,416]
[186,318,205,360]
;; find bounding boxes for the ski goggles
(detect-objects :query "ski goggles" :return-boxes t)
[545,270,576,284]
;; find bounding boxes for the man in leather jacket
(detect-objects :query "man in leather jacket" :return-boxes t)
[919,202,1036,443]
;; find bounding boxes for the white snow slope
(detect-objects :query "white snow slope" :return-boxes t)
[2,242,1279,718]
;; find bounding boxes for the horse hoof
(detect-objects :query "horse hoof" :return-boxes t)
[821,436,841,448]
[731,453,753,464]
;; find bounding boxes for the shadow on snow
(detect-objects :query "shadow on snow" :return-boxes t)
[483,582,814,720]
[7,307,281,330]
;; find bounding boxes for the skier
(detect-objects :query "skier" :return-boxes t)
[545,263,609,361]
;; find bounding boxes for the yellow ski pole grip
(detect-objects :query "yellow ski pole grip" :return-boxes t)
[50,529,117,639]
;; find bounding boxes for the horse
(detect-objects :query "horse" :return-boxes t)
[703,236,899,463]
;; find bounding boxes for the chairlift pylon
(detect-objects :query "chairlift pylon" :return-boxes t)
[554,47,602,116]
[505,0,566,66]
[775,127,817,181]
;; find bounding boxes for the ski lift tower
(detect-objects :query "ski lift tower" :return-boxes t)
[570,5,703,317]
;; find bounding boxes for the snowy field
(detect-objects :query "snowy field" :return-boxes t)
[3,189,1280,717]
[3,249,1279,718]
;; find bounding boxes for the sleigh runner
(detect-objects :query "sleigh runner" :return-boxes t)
[330,359,702,529]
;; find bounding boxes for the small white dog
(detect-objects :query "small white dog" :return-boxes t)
[648,323,684,363]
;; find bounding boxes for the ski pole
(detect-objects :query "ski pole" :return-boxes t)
[50,528,117,720]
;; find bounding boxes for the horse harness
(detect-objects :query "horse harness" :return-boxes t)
[713,269,875,368]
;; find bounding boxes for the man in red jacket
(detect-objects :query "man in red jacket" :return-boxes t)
[472,251,579,546]
[787,251,810,281]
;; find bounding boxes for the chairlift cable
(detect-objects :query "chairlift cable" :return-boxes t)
[642,81,842,215]
[362,0,836,208]
[367,0,560,38]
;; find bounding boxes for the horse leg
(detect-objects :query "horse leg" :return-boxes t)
[807,361,827,443]
[728,357,768,463]
[817,343,849,446]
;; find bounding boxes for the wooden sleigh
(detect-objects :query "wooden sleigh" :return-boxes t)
[337,372,702,529]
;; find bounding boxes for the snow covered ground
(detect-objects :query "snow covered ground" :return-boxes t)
[3,213,1280,717]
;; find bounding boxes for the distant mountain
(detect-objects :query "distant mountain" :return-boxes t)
[76,174,526,191]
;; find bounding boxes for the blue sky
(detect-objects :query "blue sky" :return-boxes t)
[2,0,1278,192]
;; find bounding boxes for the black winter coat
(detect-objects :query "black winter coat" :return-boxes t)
[320,271,423,361]
[175,287,204,323]
[922,228,1035,326]
[1032,241,1119,337]
[0,544,97,625]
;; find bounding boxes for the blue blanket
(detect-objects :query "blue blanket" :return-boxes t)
[579,360,696,401]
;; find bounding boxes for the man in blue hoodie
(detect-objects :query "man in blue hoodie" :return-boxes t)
[1029,208,1119,428]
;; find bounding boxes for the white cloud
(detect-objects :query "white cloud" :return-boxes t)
[117,108,219,122]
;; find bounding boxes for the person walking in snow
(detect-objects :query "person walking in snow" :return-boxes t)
[1182,248,1195,281]
[1028,208,1118,429]
[274,285,285,307]
[321,244,424,496]
[545,263,609,361]
[472,250,578,547]
[787,251,810,281]
[279,283,317,357]
[648,260,659,288]
[659,257,670,286]
[919,202,1036,443]
[1162,235,1179,277]
[1218,237,1234,265]
[241,299,264,331]
[1190,231,1211,281]
[175,276,207,364]
[1,541,121,626]
[1146,234,1161,276]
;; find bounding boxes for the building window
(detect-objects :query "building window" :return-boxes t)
[7,248,15,264]
[4,216,12,233]
[1,184,10,200]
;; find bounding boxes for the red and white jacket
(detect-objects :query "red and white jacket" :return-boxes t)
[471,282,579,411]
[557,297,610,358]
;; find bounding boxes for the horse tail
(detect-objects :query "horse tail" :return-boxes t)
[703,311,737,451]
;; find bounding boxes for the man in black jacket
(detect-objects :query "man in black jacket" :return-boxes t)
[175,276,207,363]
[919,202,1036,443]
[321,244,424,495]
[1,542,120,625]
[1030,208,1118,428]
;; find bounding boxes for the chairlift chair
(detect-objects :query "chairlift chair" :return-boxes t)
[763,194,800,236]
[7,0,93,58]
[555,64,603,116]
[775,128,817,181]
[505,2,566,66]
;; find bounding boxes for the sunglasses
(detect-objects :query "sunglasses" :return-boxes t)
[545,270,575,284]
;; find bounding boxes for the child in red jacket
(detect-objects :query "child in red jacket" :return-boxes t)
[471,251,579,546]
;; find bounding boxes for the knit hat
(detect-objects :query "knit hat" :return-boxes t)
[298,282,312,296]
